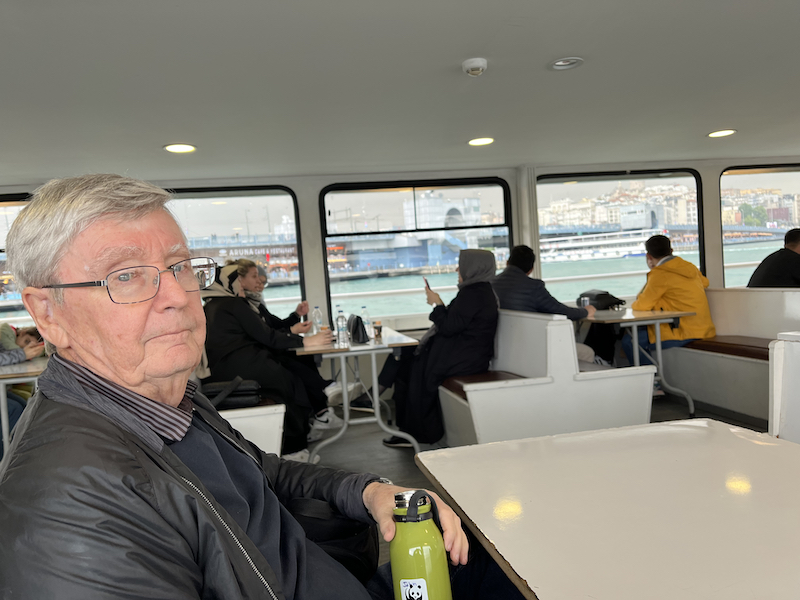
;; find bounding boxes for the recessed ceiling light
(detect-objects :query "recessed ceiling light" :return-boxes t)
[563,181,578,185]
[468,138,494,146]
[548,57,584,71]
[211,201,228,205]
[707,129,736,138]
[164,143,196,153]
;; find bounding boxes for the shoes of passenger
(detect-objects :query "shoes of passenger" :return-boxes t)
[324,381,363,406]
[282,449,321,464]
[593,355,611,366]
[652,381,665,398]
[311,407,344,430]
[350,393,374,413]
[382,435,413,449]
[307,427,325,443]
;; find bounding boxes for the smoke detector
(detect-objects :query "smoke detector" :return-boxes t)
[462,58,488,77]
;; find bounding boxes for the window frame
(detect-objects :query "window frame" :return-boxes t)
[536,167,706,277]
[168,184,306,300]
[318,176,512,318]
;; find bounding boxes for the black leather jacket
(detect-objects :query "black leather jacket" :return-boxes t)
[0,359,377,599]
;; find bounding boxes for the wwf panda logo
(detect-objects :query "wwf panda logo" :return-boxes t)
[400,578,428,600]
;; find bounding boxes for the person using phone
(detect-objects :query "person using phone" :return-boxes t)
[369,250,499,447]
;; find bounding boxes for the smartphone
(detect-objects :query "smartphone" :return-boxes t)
[423,276,430,289]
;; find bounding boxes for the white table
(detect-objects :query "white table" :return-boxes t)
[1,357,48,455]
[417,419,800,600]
[588,308,696,415]
[295,327,419,461]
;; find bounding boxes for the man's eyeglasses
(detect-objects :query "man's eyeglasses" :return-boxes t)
[42,257,217,305]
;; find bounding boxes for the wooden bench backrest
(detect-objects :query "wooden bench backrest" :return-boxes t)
[706,288,800,338]
[491,309,573,378]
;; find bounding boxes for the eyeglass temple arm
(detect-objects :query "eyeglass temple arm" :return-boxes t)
[42,281,106,289]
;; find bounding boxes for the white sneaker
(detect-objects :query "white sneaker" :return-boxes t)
[311,407,344,430]
[307,427,326,443]
[282,449,321,464]
[324,382,364,406]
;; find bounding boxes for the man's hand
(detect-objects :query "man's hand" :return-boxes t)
[23,341,44,360]
[585,305,597,318]
[303,329,333,347]
[295,301,310,317]
[291,321,312,334]
[362,482,469,566]
[425,288,444,307]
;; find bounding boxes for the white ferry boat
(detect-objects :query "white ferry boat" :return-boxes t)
[539,228,664,262]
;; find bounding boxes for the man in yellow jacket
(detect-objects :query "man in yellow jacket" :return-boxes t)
[622,235,716,365]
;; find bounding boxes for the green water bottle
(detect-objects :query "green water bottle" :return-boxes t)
[390,490,453,600]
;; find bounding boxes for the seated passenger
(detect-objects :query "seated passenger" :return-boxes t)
[0,323,44,354]
[0,337,44,459]
[202,262,334,461]
[0,324,45,400]
[622,235,716,365]
[235,258,343,436]
[381,249,499,448]
[491,244,600,364]
[0,173,523,600]
[747,228,800,287]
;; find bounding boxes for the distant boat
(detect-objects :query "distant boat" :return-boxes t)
[539,228,664,263]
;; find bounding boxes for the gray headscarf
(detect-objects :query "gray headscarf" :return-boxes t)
[457,249,497,289]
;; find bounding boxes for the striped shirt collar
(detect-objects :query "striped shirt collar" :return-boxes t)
[51,353,196,442]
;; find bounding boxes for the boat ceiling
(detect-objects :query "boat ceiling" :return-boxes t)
[1,0,800,189]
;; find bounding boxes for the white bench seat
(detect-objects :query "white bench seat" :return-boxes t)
[439,310,656,446]
[661,288,800,422]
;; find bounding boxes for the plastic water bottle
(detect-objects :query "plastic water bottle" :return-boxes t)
[361,306,373,338]
[336,310,348,347]
[311,306,323,335]
[390,490,452,600]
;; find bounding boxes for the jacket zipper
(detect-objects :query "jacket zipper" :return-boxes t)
[180,476,279,600]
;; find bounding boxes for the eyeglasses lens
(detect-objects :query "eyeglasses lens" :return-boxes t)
[106,258,216,304]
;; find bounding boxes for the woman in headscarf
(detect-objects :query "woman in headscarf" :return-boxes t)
[202,262,334,462]
[380,249,499,447]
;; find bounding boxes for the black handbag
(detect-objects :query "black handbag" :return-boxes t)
[347,314,369,344]
[577,289,626,310]
[202,377,262,410]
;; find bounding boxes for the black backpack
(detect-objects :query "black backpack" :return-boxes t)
[576,289,626,310]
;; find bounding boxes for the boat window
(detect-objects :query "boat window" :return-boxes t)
[169,186,304,315]
[535,171,703,302]
[321,178,511,318]
[719,166,800,287]
[0,201,28,312]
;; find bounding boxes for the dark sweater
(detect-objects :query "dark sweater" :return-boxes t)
[747,248,800,287]
[169,414,368,600]
[491,265,588,320]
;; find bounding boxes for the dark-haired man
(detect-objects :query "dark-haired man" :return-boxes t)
[747,228,800,287]
[622,235,715,365]
[491,245,598,363]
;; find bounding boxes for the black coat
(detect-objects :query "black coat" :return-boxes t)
[491,265,588,321]
[747,248,800,287]
[402,281,499,443]
[0,358,379,600]
[203,297,321,453]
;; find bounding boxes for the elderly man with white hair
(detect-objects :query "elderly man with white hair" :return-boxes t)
[0,175,525,600]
